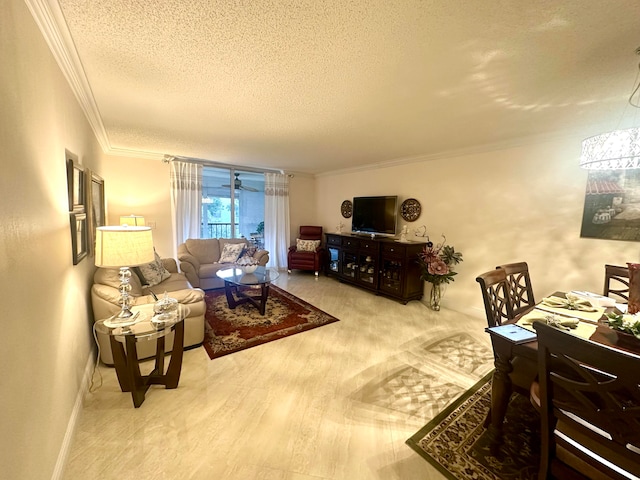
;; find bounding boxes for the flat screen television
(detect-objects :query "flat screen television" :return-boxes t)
[351,196,398,237]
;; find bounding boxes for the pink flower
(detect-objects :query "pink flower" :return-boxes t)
[428,258,449,276]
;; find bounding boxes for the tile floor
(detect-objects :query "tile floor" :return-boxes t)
[63,273,494,480]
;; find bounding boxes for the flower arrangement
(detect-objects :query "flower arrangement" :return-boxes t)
[606,312,640,339]
[417,235,463,286]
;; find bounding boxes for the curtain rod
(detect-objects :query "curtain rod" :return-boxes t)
[163,154,292,176]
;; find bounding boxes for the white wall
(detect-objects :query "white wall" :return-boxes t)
[316,138,640,317]
[1,1,107,478]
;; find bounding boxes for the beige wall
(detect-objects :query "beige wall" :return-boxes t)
[102,157,174,257]
[1,1,108,478]
[316,138,640,317]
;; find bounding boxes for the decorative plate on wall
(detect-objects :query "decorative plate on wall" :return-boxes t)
[341,200,353,218]
[400,198,421,222]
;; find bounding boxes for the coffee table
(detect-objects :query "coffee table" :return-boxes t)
[94,304,190,407]
[216,266,280,315]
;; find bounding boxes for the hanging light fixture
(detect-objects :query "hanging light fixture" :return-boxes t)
[579,47,640,169]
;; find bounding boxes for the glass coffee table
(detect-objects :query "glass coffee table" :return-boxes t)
[216,266,280,315]
[94,304,190,407]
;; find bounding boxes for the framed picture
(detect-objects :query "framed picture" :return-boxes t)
[86,169,105,256]
[66,150,85,211]
[580,169,640,241]
[70,212,88,265]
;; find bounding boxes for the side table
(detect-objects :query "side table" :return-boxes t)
[94,304,190,407]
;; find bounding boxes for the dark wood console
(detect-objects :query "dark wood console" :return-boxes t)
[325,233,426,304]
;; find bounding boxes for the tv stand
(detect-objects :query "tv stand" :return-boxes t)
[325,233,426,304]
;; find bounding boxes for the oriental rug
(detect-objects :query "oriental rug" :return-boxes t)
[203,285,339,359]
[406,372,540,480]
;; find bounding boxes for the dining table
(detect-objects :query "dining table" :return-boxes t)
[484,291,640,452]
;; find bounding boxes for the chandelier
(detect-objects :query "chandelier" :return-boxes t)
[579,47,640,169]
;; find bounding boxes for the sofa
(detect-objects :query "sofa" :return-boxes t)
[91,257,206,365]
[177,238,269,290]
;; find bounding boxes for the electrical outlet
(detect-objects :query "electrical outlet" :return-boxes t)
[148,221,157,229]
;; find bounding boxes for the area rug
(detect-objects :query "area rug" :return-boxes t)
[406,372,540,480]
[202,285,340,359]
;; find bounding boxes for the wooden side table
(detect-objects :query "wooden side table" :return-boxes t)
[95,304,190,407]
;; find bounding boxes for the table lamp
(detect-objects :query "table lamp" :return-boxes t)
[95,226,155,325]
[119,215,146,226]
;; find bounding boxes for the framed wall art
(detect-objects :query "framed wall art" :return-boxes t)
[86,169,105,256]
[580,169,640,241]
[70,211,88,265]
[66,150,85,211]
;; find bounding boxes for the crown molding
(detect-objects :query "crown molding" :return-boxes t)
[25,0,111,152]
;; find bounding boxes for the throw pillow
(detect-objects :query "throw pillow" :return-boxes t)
[218,242,245,263]
[296,238,321,252]
[137,250,171,286]
[237,244,258,263]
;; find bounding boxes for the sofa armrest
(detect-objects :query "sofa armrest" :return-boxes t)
[163,288,205,305]
[177,253,201,287]
[254,249,269,266]
[288,245,297,253]
[161,257,179,273]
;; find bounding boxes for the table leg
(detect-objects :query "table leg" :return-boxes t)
[164,320,184,389]
[259,284,269,315]
[125,335,147,408]
[224,281,239,309]
[486,353,514,452]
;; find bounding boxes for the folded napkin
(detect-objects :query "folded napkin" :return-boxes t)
[518,311,579,329]
[541,293,597,312]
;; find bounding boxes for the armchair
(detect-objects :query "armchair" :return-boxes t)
[287,226,325,276]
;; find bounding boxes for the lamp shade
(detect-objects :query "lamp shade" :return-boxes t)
[94,226,155,267]
[119,215,146,226]
[580,127,640,169]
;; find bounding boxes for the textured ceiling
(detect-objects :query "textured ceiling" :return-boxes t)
[54,0,640,174]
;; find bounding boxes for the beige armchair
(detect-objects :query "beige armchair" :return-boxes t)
[178,238,269,290]
[91,257,206,365]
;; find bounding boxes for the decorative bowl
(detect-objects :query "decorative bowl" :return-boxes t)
[242,265,258,273]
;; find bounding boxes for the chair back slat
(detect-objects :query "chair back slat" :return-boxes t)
[534,322,640,479]
[496,262,535,318]
[475,269,513,327]
[604,264,630,302]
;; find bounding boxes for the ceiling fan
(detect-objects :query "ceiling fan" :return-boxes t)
[222,173,259,192]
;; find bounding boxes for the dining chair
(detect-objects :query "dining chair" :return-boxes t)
[496,262,536,318]
[531,321,640,480]
[604,264,630,303]
[476,269,537,406]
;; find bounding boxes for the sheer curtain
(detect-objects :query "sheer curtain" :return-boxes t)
[264,173,290,270]
[170,161,202,256]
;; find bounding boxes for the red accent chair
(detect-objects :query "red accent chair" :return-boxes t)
[287,226,325,276]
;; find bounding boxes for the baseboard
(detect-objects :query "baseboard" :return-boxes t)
[51,351,96,480]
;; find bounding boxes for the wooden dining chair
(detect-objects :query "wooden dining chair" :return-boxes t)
[496,262,536,318]
[604,264,630,303]
[531,322,640,480]
[476,269,537,400]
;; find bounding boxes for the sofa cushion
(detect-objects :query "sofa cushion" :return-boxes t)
[137,251,171,286]
[296,238,321,252]
[218,242,244,263]
[185,238,220,264]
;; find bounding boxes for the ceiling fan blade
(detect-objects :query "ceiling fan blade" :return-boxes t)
[241,186,259,192]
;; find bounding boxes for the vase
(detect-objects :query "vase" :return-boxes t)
[428,283,444,311]
[627,263,640,314]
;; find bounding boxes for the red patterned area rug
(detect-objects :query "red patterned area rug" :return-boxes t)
[203,285,340,359]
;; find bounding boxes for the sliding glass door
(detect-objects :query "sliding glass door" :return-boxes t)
[201,167,265,246]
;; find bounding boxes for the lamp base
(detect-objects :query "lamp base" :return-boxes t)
[104,311,140,329]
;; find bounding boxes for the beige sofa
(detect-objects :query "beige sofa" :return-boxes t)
[177,238,269,290]
[91,257,206,365]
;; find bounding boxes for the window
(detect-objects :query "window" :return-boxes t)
[201,167,265,246]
